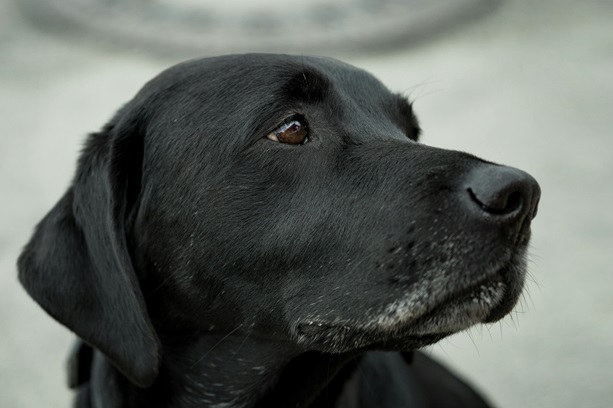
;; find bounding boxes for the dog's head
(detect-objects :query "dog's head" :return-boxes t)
[18,54,540,387]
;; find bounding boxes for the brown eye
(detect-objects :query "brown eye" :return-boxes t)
[267,115,308,145]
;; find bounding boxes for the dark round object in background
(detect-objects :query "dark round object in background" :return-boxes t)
[18,0,500,57]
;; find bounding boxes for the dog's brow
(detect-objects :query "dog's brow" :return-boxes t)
[281,68,330,104]
[395,95,421,140]
[396,95,412,113]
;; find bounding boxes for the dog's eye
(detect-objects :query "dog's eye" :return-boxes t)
[267,115,308,145]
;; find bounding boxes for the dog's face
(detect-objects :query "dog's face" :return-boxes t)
[130,55,539,349]
[19,54,540,387]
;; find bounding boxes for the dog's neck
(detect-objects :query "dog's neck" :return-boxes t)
[167,334,300,408]
[90,331,359,408]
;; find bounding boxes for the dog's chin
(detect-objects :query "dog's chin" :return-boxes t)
[291,253,527,354]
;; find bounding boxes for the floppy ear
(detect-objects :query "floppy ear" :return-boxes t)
[18,109,160,388]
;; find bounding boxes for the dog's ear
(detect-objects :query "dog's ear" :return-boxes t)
[18,108,160,388]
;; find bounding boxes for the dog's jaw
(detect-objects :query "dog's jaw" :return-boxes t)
[377,275,506,335]
[289,247,528,354]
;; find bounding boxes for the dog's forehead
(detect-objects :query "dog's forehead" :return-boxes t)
[140,54,394,105]
[132,54,417,163]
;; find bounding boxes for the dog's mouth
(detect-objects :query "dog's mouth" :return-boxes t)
[292,255,524,353]
[403,274,505,336]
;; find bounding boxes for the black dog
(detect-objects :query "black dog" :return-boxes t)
[18,54,540,407]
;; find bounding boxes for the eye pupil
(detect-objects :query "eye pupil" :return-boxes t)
[286,122,301,133]
[269,116,308,145]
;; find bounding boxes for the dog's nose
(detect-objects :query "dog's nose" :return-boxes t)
[466,165,541,221]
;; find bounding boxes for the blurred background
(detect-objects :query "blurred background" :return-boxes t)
[1,0,611,406]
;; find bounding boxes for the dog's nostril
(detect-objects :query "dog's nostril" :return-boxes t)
[468,188,522,216]
[466,165,540,220]
[505,191,522,213]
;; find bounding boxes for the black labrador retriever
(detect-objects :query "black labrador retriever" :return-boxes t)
[18,54,540,407]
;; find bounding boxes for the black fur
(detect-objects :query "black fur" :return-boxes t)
[18,54,540,407]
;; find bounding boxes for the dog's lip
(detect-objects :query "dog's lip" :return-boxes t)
[292,273,508,351]
[407,274,506,335]
[430,274,505,318]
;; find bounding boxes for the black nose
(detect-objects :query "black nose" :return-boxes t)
[466,165,541,221]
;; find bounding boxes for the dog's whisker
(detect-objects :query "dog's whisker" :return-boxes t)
[524,269,540,284]
[523,285,537,309]
[508,312,518,330]
[343,252,377,284]
[526,271,543,293]
[466,328,480,356]
[350,350,378,399]
[519,291,532,313]
[145,271,179,298]
[432,342,450,359]
[526,245,542,262]
[402,77,442,101]
[324,355,332,405]
[232,323,255,358]
[191,325,243,368]
[485,323,494,342]
[516,294,527,314]
[413,87,444,103]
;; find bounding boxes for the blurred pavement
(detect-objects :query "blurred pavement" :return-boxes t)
[1,0,612,407]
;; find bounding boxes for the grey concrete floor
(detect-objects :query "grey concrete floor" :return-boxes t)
[1,1,612,407]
